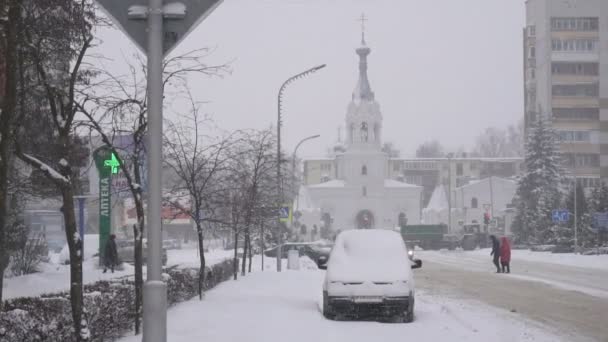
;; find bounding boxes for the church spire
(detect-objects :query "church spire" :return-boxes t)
[353,13,374,102]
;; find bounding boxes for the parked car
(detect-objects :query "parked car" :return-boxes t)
[116,239,168,266]
[264,242,333,268]
[321,230,422,323]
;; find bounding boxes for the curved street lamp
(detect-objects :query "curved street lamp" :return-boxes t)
[292,134,321,219]
[276,64,326,272]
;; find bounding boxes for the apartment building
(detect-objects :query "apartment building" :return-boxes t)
[524,0,608,186]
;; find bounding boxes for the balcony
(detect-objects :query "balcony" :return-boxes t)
[552,52,598,62]
[552,96,598,108]
[552,74,598,84]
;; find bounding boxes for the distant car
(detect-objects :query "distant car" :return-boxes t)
[116,239,168,266]
[264,242,333,268]
[322,230,422,323]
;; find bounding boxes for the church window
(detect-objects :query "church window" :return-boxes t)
[350,124,355,143]
[362,165,367,175]
[361,122,369,142]
[374,123,379,142]
[471,197,478,209]
[362,186,367,197]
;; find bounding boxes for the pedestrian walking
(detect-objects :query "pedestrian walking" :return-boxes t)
[103,234,119,273]
[490,235,501,273]
[500,236,511,273]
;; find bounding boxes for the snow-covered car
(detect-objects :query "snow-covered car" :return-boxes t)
[322,229,422,323]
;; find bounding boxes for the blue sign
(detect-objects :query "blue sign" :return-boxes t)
[552,209,570,223]
[279,207,290,219]
[592,212,608,231]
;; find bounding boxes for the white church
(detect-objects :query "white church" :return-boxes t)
[296,36,423,233]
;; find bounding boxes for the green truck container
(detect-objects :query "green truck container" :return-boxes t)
[400,224,448,250]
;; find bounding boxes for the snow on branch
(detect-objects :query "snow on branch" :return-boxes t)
[21,153,69,185]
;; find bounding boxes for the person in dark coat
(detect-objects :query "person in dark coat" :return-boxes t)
[489,235,501,273]
[103,234,119,273]
[500,236,511,273]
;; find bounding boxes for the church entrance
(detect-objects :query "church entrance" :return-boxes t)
[356,210,374,229]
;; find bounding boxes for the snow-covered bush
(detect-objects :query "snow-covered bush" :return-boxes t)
[0,259,235,341]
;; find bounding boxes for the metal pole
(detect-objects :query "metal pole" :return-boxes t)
[291,135,320,227]
[489,176,495,218]
[276,65,326,272]
[574,177,578,253]
[447,156,452,234]
[143,0,167,340]
[277,92,282,272]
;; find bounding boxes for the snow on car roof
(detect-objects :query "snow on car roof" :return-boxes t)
[327,229,412,282]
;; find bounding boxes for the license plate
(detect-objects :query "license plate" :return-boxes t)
[353,296,383,303]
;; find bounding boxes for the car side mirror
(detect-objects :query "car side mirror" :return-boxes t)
[411,259,422,269]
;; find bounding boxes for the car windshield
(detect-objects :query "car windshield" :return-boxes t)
[3,1,607,341]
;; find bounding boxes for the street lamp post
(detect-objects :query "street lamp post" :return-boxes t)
[277,65,326,272]
[292,134,321,217]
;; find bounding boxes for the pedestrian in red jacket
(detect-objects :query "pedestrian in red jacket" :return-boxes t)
[500,236,511,273]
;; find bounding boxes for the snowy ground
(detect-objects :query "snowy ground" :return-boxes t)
[417,248,608,299]
[2,248,233,300]
[119,257,563,342]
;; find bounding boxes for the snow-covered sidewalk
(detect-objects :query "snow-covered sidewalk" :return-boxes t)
[118,262,562,342]
[2,248,234,300]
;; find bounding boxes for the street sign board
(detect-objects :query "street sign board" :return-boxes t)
[592,212,608,231]
[279,205,291,223]
[96,0,223,56]
[552,209,570,223]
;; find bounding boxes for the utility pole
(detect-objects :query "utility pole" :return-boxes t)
[447,155,452,234]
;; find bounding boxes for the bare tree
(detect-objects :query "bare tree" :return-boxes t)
[164,100,234,299]
[416,140,444,158]
[8,1,96,340]
[76,49,229,332]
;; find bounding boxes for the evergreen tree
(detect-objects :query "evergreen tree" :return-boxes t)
[513,117,565,244]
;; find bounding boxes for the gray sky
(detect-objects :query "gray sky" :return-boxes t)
[94,0,525,158]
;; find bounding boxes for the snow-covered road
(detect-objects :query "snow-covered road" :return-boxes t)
[417,249,608,298]
[119,262,562,342]
[417,250,608,341]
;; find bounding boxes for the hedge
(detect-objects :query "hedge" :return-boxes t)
[0,259,235,342]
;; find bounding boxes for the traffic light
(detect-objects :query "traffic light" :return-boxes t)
[484,212,491,225]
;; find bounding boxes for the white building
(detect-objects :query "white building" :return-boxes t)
[299,37,422,233]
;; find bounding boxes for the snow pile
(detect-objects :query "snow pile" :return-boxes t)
[58,234,100,264]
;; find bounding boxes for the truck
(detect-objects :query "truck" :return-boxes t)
[400,224,454,250]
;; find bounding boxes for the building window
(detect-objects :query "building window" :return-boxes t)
[551,62,599,76]
[558,130,591,142]
[563,153,599,167]
[456,163,463,176]
[471,197,478,209]
[551,39,597,52]
[552,84,598,97]
[528,46,535,59]
[321,176,330,183]
[527,25,536,37]
[362,186,367,197]
[362,165,367,175]
[551,17,598,32]
[321,163,332,171]
[553,108,599,120]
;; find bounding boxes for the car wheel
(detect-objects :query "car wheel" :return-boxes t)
[323,292,335,320]
[405,297,415,323]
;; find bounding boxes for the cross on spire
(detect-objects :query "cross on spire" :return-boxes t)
[358,13,368,44]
